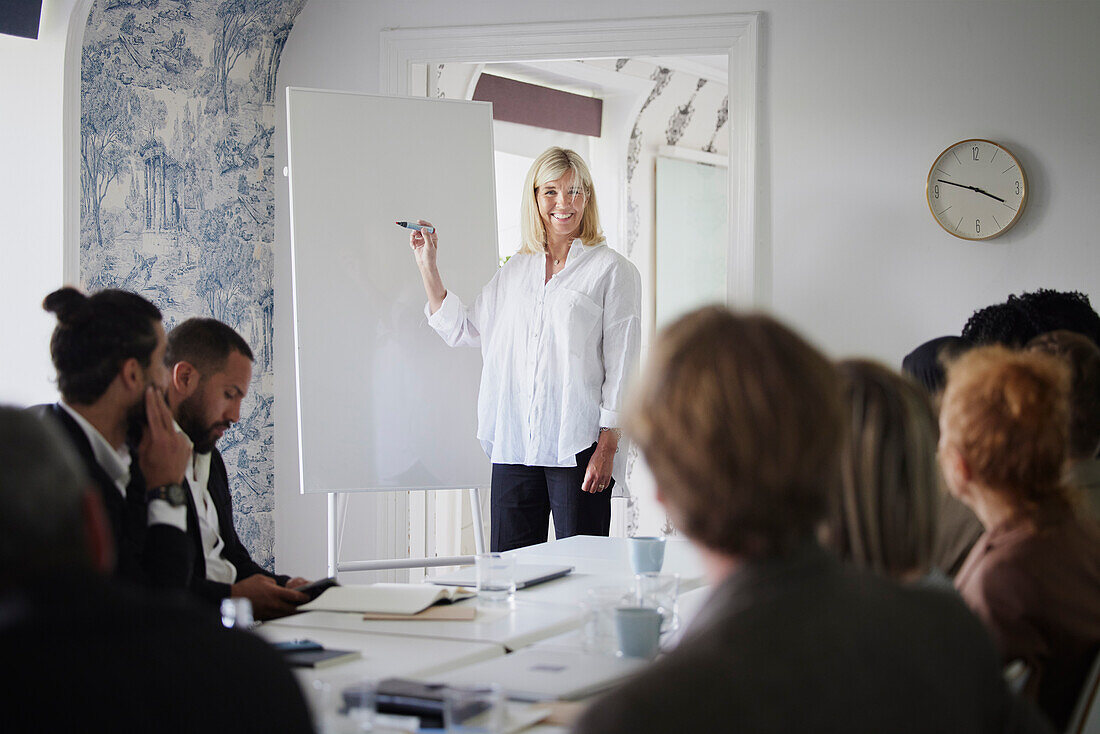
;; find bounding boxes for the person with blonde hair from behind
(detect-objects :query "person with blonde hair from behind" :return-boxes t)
[940,346,1100,730]
[408,147,641,551]
[829,359,945,585]
[573,307,1051,734]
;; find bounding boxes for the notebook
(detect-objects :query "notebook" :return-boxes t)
[298,583,474,615]
[283,647,361,669]
[428,648,645,702]
[430,564,574,590]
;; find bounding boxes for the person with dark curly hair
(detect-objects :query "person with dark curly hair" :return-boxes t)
[961,289,1100,348]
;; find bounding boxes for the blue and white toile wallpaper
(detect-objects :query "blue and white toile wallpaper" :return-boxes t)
[80,0,305,570]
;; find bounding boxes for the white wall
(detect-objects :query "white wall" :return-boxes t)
[273,0,1100,571]
[0,0,80,406]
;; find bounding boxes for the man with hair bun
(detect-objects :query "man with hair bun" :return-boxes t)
[573,306,1050,734]
[37,286,194,589]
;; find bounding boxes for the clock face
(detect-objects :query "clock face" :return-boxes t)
[926,139,1027,241]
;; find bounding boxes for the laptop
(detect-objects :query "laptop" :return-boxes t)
[428,647,646,701]
[429,564,573,590]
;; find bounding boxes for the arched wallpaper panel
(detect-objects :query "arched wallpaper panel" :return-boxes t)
[80,0,306,570]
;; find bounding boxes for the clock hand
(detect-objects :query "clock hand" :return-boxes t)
[936,179,1006,203]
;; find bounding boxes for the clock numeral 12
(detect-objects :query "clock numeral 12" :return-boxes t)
[972,146,980,161]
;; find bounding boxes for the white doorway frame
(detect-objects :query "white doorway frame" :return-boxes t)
[380,13,761,307]
[380,14,762,568]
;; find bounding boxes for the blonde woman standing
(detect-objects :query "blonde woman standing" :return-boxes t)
[409,147,641,551]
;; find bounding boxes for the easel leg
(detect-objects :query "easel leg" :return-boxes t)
[469,487,486,555]
[327,492,338,578]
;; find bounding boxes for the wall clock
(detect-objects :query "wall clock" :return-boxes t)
[926,139,1028,241]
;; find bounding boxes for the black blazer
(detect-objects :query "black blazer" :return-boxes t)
[574,544,1055,734]
[0,571,314,733]
[34,403,193,590]
[184,447,288,606]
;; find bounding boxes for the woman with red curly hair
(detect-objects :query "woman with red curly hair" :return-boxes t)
[939,345,1100,729]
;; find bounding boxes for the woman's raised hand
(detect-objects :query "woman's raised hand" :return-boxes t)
[409,219,438,274]
[409,219,447,313]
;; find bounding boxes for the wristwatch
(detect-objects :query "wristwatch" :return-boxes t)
[148,482,187,507]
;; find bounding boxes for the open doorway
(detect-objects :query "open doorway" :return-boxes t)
[380,14,760,575]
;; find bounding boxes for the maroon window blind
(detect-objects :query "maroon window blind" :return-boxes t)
[472,73,602,138]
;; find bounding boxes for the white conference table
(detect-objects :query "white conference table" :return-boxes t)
[495,535,707,607]
[265,600,583,652]
[261,535,708,732]
[255,624,506,681]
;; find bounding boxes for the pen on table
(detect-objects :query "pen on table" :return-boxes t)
[396,221,435,233]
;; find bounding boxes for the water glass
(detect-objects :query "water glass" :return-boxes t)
[582,585,635,654]
[220,597,254,629]
[341,679,376,731]
[443,684,506,733]
[628,536,666,574]
[475,552,516,606]
[634,572,680,633]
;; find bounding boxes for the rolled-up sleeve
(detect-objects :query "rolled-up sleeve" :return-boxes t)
[599,261,642,428]
[426,291,482,348]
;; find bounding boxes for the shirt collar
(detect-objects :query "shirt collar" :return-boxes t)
[58,401,131,491]
[174,419,210,487]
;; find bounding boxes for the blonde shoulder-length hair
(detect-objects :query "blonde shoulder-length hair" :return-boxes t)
[518,147,604,255]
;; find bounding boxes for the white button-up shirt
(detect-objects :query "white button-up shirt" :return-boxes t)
[183,448,237,584]
[427,239,641,469]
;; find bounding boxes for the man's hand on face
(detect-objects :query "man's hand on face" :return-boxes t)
[138,386,192,490]
[231,574,309,620]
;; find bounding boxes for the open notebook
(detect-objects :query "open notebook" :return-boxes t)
[298,583,474,615]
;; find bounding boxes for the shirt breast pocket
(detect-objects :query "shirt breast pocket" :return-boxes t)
[553,288,604,358]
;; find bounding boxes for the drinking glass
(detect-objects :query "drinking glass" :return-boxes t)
[582,585,635,654]
[442,684,506,733]
[634,572,680,633]
[475,553,516,606]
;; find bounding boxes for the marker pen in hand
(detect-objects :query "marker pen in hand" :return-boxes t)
[396,221,435,233]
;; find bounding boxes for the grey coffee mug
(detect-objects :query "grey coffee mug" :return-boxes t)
[615,606,662,659]
[629,536,666,574]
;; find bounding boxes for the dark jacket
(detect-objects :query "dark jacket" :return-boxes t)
[0,571,313,733]
[184,447,288,607]
[574,544,1053,734]
[35,403,193,590]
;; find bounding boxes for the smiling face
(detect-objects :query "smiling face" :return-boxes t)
[536,171,587,247]
[177,349,252,454]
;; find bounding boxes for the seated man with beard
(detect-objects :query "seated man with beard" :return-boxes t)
[165,317,311,619]
[38,287,194,589]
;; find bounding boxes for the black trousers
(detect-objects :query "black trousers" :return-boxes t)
[490,443,613,552]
